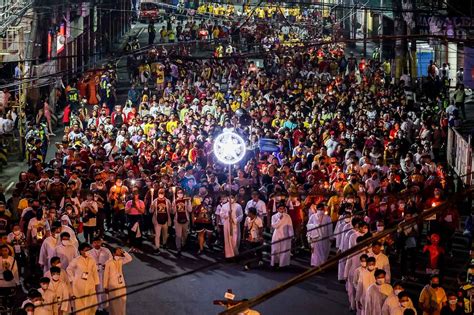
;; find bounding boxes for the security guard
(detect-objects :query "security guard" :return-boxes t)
[67,86,79,112]
[99,74,109,102]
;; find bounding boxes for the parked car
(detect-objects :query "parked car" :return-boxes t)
[139,2,163,22]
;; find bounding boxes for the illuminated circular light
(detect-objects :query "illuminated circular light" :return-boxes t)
[213,131,246,165]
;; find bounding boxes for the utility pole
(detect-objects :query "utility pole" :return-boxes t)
[18,27,26,160]
[363,7,367,58]
[379,0,383,61]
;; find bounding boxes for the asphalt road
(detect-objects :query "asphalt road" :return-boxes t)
[111,236,350,315]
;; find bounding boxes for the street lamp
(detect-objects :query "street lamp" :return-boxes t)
[213,130,247,192]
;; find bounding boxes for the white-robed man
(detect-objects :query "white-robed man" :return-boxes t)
[44,256,70,284]
[171,188,192,255]
[220,193,243,259]
[88,237,112,311]
[355,256,376,315]
[368,241,391,283]
[334,211,351,249]
[150,188,172,253]
[382,282,416,315]
[66,243,99,315]
[352,253,369,311]
[103,247,132,315]
[38,277,55,314]
[345,233,369,310]
[364,269,393,315]
[338,217,357,281]
[306,203,333,267]
[271,201,294,267]
[54,232,78,270]
[47,266,71,315]
[39,224,60,273]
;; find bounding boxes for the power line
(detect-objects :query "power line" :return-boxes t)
[219,190,464,314]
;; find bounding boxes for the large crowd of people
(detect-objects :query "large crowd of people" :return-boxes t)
[0,4,473,315]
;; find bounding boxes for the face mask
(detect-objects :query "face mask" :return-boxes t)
[33,300,42,306]
[62,240,71,246]
[376,226,384,232]
[400,301,409,308]
[52,274,60,281]
[376,278,385,285]
[448,299,457,305]
[66,209,72,214]
[344,218,351,223]
[367,265,375,271]
[360,262,367,267]
[40,284,49,290]
[317,210,324,215]
[394,289,402,296]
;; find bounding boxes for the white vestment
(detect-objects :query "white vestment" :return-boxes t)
[368,250,391,283]
[66,254,100,315]
[103,252,132,315]
[364,283,393,315]
[271,212,294,267]
[48,278,70,315]
[355,268,376,315]
[88,247,113,310]
[337,226,354,280]
[307,212,333,267]
[382,294,416,315]
[54,244,78,270]
[220,201,243,258]
[39,236,57,273]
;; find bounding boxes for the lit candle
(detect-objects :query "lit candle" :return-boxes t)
[431,202,437,208]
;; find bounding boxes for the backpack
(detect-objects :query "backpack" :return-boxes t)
[0,217,8,234]
[2,259,15,282]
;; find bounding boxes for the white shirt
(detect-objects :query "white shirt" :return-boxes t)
[0,256,19,287]
[244,216,263,241]
[244,199,267,217]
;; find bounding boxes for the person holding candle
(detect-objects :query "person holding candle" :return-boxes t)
[125,190,145,252]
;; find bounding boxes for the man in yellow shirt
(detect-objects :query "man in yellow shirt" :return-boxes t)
[418,275,447,315]
[343,174,360,196]
[156,65,165,91]
[166,114,179,134]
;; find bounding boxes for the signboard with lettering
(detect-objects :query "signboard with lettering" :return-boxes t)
[416,16,474,39]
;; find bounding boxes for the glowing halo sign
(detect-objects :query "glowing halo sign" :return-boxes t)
[213,131,246,165]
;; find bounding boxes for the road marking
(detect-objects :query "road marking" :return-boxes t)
[5,181,14,193]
